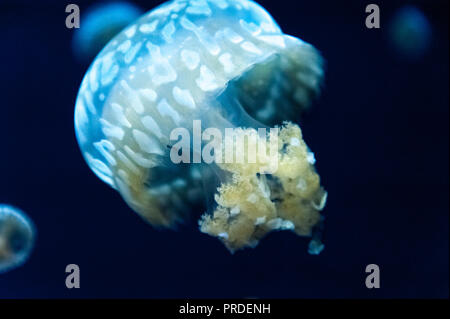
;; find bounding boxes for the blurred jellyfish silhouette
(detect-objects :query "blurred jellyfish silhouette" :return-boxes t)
[0,205,35,273]
[73,1,144,62]
[389,6,432,60]
[74,0,327,254]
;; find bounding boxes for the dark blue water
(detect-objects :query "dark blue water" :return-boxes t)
[0,0,448,298]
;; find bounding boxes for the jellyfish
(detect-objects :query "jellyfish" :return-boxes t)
[73,1,144,62]
[389,6,432,60]
[0,205,35,273]
[74,0,327,253]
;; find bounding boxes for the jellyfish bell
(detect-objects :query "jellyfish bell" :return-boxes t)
[72,1,144,62]
[389,6,432,60]
[74,0,327,253]
[0,205,35,274]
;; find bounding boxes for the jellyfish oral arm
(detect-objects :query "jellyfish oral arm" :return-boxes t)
[198,122,327,253]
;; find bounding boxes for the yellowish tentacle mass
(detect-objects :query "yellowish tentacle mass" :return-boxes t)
[200,122,327,252]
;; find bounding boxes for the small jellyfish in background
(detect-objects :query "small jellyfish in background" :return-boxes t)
[74,0,327,254]
[389,6,432,60]
[0,205,35,273]
[73,1,144,62]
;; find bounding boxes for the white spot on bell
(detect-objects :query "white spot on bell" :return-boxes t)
[181,49,200,70]
[132,129,165,155]
[196,65,219,91]
[173,87,196,109]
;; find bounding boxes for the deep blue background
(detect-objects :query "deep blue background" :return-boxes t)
[0,0,448,298]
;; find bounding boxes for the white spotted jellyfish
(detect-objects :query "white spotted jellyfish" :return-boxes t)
[0,205,35,273]
[74,0,328,254]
